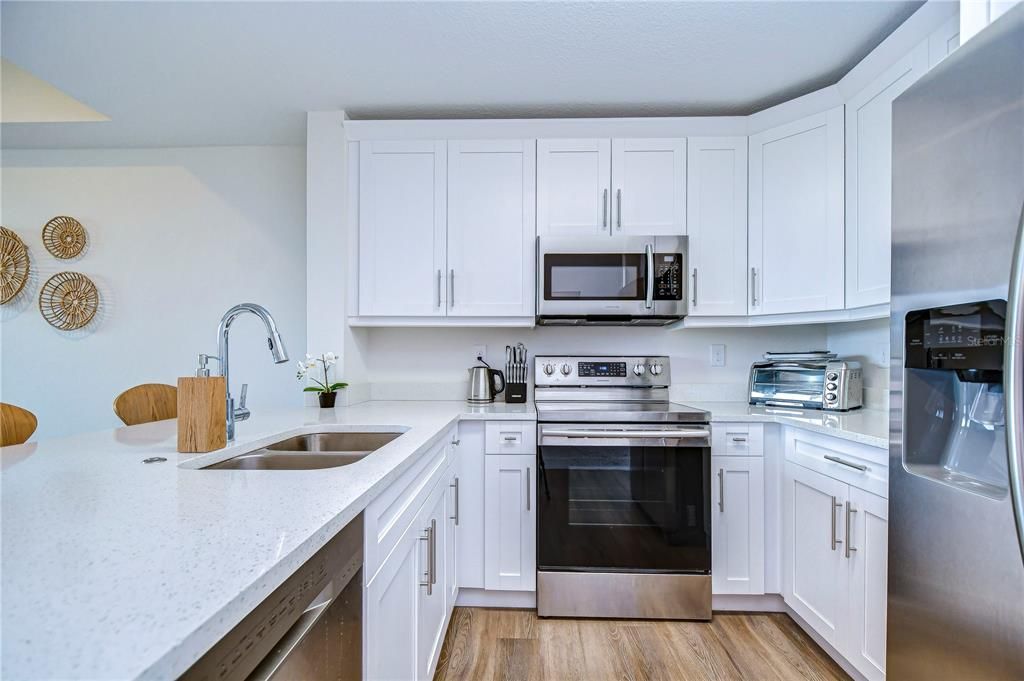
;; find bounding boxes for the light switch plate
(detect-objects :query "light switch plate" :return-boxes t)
[710,344,726,367]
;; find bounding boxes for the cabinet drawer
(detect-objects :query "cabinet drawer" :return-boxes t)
[485,421,536,455]
[784,427,888,499]
[365,434,450,582]
[712,423,764,456]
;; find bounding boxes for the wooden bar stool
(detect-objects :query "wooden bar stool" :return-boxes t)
[1,403,38,446]
[113,384,178,426]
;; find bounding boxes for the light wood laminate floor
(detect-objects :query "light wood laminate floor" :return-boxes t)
[433,608,850,681]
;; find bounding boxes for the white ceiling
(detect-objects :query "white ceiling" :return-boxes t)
[0,1,925,149]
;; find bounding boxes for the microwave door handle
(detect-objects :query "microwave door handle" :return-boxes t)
[645,243,654,310]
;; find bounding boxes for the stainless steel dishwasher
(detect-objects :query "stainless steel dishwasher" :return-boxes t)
[182,514,363,681]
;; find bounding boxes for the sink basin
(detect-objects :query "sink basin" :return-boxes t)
[204,431,402,470]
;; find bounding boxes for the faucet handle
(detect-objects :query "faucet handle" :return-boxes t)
[239,383,248,408]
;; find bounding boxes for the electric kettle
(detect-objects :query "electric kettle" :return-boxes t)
[467,362,506,404]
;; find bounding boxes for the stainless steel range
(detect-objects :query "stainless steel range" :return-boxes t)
[534,355,712,620]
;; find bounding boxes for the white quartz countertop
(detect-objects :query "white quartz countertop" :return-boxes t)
[0,400,535,681]
[686,401,889,449]
[1,397,885,680]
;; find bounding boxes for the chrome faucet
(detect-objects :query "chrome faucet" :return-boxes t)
[206,303,289,441]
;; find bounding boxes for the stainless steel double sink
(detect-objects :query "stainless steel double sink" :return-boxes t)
[204,432,402,470]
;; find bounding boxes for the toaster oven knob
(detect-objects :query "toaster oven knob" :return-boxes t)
[827,372,839,381]
[650,363,663,376]
[826,392,838,402]
[560,363,573,376]
[633,363,646,376]
[826,382,838,391]
[543,363,555,376]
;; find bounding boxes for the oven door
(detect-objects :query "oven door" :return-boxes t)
[537,236,686,318]
[537,422,711,574]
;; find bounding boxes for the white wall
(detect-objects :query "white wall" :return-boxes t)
[358,324,829,403]
[1,146,307,440]
[827,317,890,410]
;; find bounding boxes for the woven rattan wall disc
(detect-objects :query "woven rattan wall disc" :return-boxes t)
[39,272,99,330]
[42,216,86,259]
[0,226,30,304]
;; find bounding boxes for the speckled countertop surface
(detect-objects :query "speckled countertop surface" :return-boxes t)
[1,398,884,680]
[0,401,535,681]
[686,401,889,448]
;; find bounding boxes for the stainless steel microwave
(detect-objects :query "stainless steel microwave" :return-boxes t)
[536,236,688,326]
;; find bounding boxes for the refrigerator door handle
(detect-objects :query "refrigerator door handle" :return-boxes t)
[1004,200,1024,567]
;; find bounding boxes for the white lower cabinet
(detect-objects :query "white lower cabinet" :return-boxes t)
[845,486,889,681]
[711,455,765,594]
[484,454,536,591]
[783,458,889,681]
[365,521,420,681]
[415,480,449,681]
[364,428,457,681]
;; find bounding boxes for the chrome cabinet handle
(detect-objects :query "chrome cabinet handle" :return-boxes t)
[450,477,460,526]
[436,269,442,309]
[430,518,437,586]
[419,522,434,594]
[731,436,747,443]
[831,496,843,551]
[718,469,724,512]
[750,267,758,306]
[824,454,868,472]
[1004,199,1024,568]
[616,189,622,231]
[503,435,519,442]
[526,466,531,511]
[845,501,857,559]
[449,270,455,308]
[644,243,655,310]
[692,269,697,307]
[602,188,609,230]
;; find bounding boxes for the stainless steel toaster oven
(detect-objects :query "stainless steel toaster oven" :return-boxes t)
[748,354,863,411]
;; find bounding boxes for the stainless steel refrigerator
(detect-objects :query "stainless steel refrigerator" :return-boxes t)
[889,5,1024,680]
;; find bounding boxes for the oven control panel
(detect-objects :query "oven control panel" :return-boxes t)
[536,355,670,387]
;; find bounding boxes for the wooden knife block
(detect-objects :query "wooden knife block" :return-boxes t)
[177,376,226,453]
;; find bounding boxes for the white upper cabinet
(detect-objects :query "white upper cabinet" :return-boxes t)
[537,139,612,237]
[749,107,845,315]
[928,12,961,68]
[447,140,536,317]
[538,138,686,237]
[359,140,447,316]
[845,42,929,309]
[686,137,748,316]
[611,138,687,236]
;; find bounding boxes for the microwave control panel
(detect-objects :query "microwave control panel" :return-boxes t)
[654,253,683,300]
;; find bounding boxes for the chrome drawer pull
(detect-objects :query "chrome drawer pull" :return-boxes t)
[602,188,609,229]
[824,454,868,472]
[526,466,531,511]
[718,469,724,512]
[450,477,460,526]
[419,523,434,595]
[503,435,519,442]
[731,437,747,443]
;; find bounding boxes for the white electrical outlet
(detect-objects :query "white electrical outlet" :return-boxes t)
[472,344,487,364]
[877,342,890,367]
[710,344,726,367]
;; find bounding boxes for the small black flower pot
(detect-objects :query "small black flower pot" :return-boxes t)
[318,391,338,408]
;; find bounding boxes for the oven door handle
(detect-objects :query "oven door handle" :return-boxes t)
[542,428,710,438]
